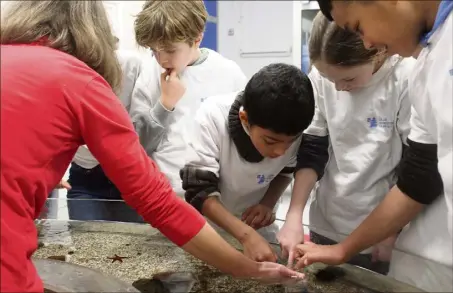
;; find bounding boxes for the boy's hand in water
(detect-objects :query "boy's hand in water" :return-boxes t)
[293,242,349,269]
[241,230,278,262]
[250,261,305,285]
[276,217,305,268]
[242,204,276,229]
[160,69,186,110]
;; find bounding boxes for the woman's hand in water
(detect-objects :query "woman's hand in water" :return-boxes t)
[250,261,305,285]
[181,222,303,285]
[241,229,278,262]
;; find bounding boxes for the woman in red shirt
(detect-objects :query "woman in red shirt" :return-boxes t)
[0,1,303,292]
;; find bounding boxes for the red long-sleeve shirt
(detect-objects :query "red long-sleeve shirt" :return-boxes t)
[0,44,205,292]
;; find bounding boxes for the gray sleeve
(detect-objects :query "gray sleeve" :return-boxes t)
[180,166,220,214]
[129,69,174,155]
[132,102,172,155]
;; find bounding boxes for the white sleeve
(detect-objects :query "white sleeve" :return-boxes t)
[287,153,297,168]
[185,103,221,177]
[279,153,297,178]
[408,106,436,144]
[115,50,144,111]
[396,77,412,145]
[304,70,328,137]
[129,61,174,155]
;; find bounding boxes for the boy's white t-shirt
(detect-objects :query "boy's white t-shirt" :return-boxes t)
[306,56,414,252]
[185,92,299,241]
[388,11,453,292]
[131,49,247,195]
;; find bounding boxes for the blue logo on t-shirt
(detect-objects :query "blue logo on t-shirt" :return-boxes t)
[367,117,378,128]
[367,116,393,129]
[256,174,275,185]
[449,68,453,76]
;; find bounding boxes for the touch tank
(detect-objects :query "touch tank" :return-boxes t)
[34,218,426,293]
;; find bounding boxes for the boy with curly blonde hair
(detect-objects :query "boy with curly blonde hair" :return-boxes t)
[131,0,247,195]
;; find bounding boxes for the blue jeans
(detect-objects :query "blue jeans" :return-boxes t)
[66,163,144,223]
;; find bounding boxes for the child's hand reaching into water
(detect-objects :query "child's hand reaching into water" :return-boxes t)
[242,204,276,230]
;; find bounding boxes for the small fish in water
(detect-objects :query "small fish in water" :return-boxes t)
[133,278,170,293]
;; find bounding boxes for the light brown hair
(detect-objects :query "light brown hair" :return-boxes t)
[309,11,383,67]
[1,1,122,93]
[135,0,207,50]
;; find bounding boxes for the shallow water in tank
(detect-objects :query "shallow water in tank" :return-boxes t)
[34,220,425,293]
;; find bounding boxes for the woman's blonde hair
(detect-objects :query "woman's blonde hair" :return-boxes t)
[1,1,122,93]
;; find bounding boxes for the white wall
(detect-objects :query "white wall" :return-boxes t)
[103,1,149,58]
[218,1,302,79]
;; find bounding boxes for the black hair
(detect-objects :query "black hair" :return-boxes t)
[316,0,334,21]
[242,63,315,136]
[309,12,381,66]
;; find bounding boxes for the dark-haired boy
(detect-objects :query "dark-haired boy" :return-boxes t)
[180,63,315,262]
